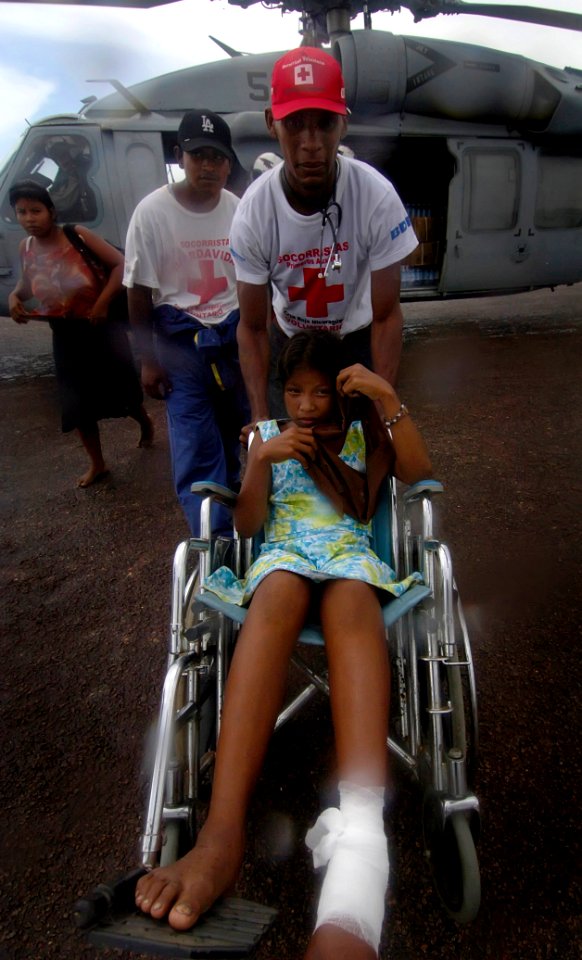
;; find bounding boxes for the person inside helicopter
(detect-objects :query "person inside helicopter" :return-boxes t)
[232,46,418,430]
[44,137,98,222]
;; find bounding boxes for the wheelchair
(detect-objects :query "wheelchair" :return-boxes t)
[74,474,481,957]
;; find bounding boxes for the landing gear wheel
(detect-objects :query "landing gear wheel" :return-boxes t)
[423,793,481,923]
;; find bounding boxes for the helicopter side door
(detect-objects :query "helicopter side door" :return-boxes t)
[104,129,168,242]
[441,138,537,295]
[528,150,582,286]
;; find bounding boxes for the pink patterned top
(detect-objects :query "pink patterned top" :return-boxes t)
[23,234,102,318]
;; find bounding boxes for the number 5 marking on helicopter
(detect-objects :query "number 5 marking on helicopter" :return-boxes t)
[247,72,269,102]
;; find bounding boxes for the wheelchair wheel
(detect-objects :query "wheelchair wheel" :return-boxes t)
[158,669,216,868]
[452,588,479,778]
[182,563,219,774]
[416,622,477,791]
[423,792,481,923]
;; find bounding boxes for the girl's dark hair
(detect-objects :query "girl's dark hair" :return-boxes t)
[9,179,55,211]
[277,330,345,386]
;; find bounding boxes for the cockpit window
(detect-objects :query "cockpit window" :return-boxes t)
[2,133,98,223]
[0,146,18,188]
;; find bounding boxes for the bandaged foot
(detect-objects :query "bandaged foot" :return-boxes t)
[305,782,389,955]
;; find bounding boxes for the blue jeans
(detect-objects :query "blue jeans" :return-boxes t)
[154,307,250,537]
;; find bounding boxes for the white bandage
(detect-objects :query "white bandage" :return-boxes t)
[305,781,389,954]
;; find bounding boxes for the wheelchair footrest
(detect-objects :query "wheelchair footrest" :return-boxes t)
[84,897,278,958]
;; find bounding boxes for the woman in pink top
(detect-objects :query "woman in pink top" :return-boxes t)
[8,179,152,487]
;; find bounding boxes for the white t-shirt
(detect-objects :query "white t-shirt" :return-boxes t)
[124,185,239,325]
[230,157,417,336]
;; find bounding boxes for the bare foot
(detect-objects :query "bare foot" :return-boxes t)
[138,414,154,448]
[135,823,244,931]
[304,924,378,960]
[77,466,109,488]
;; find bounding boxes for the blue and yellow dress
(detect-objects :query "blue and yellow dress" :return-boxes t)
[203,419,422,606]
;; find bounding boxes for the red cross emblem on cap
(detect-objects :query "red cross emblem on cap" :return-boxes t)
[288,267,344,318]
[295,63,313,85]
[188,260,228,305]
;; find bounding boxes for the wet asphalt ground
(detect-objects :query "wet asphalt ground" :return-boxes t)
[1,285,581,960]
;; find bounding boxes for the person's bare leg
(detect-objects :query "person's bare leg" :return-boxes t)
[304,924,378,960]
[136,571,311,930]
[131,404,154,448]
[303,580,390,960]
[77,424,109,487]
[321,580,389,787]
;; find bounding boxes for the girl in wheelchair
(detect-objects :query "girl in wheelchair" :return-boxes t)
[135,330,432,960]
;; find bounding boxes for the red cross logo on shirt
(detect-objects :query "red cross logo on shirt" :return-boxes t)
[288,267,344,319]
[188,261,228,305]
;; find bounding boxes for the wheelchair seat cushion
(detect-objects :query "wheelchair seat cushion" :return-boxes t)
[201,420,422,607]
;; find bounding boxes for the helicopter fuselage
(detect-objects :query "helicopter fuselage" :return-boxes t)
[1,31,581,314]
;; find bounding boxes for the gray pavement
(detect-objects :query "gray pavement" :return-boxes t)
[1,295,581,960]
[1,282,581,380]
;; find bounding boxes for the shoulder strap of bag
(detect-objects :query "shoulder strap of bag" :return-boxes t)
[63,224,107,282]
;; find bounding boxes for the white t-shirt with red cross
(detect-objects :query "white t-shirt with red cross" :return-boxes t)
[124,185,239,325]
[230,157,417,336]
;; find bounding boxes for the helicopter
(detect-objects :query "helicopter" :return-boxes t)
[0,0,581,314]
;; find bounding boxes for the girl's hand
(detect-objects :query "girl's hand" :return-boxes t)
[87,299,109,325]
[337,364,396,404]
[258,424,318,469]
[8,294,30,324]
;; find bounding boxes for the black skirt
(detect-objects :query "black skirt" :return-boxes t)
[50,317,143,432]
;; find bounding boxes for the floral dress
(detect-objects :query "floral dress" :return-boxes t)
[203,419,422,606]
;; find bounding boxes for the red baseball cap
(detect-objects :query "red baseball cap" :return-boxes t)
[270,47,348,120]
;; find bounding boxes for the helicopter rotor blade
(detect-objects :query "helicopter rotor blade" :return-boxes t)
[208,35,246,57]
[402,1,582,32]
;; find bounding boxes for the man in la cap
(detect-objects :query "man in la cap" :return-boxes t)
[124,109,249,537]
[232,46,418,425]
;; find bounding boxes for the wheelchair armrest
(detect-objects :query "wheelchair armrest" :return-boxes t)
[403,479,444,503]
[190,481,238,509]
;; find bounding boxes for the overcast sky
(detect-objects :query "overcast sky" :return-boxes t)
[1,0,581,165]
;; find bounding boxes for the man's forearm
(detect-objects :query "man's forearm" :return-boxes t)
[127,285,156,363]
[371,305,403,387]
[237,320,270,421]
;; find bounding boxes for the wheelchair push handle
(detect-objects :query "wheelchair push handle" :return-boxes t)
[72,866,147,929]
[190,480,238,509]
[403,478,444,502]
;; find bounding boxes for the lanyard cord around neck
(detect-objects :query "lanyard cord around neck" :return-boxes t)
[319,161,343,279]
[278,160,344,278]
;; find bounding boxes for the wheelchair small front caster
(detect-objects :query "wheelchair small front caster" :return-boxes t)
[422,790,481,923]
[73,867,147,929]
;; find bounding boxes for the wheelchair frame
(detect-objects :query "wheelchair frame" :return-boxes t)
[140,477,481,924]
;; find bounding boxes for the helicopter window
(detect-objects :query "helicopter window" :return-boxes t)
[463,150,519,232]
[32,157,59,184]
[0,145,18,184]
[535,156,582,230]
[161,132,186,185]
[166,162,186,184]
[2,133,98,224]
